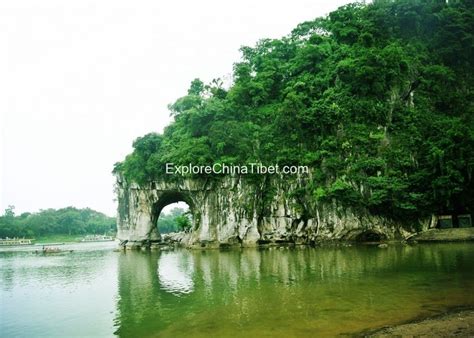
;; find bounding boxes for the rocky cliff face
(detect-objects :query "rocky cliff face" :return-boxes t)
[115,174,428,248]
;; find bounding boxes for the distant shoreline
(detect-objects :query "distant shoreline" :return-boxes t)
[34,234,115,244]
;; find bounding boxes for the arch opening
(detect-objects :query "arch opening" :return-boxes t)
[152,191,195,236]
[354,231,385,243]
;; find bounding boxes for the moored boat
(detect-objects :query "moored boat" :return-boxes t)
[0,238,35,246]
[80,234,114,242]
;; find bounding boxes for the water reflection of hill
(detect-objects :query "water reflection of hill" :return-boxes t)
[114,244,474,337]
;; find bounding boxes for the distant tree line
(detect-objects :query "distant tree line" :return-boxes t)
[0,206,116,238]
[157,207,192,233]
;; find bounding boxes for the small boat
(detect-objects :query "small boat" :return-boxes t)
[42,246,62,253]
[80,234,114,242]
[34,246,74,254]
[0,238,35,246]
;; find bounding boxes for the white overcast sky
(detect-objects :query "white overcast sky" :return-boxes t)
[1,0,352,216]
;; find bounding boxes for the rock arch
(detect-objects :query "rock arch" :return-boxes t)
[115,174,419,248]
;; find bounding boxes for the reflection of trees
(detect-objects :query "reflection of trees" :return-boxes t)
[114,252,163,336]
[114,244,474,337]
[0,254,16,291]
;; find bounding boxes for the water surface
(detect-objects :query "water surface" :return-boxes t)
[1,243,474,337]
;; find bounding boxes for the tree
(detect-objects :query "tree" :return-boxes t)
[156,207,191,233]
[0,207,116,238]
[176,215,191,232]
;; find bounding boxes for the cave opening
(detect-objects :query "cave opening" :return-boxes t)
[354,231,385,243]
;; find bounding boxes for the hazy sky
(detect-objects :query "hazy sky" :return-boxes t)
[1,0,352,216]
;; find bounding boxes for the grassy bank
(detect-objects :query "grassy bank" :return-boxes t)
[34,234,82,244]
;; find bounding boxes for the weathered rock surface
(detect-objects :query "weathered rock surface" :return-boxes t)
[115,174,427,248]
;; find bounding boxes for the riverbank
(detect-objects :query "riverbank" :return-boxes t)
[411,228,474,242]
[36,234,109,244]
[365,308,474,337]
[34,234,80,244]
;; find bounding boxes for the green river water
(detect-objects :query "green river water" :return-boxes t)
[1,242,473,337]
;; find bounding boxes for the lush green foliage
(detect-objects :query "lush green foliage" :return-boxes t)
[157,207,192,233]
[0,206,116,238]
[115,0,474,220]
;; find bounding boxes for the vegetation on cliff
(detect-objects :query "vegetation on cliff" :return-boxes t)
[114,0,474,221]
[0,206,116,238]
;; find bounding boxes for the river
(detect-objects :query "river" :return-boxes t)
[1,242,473,337]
